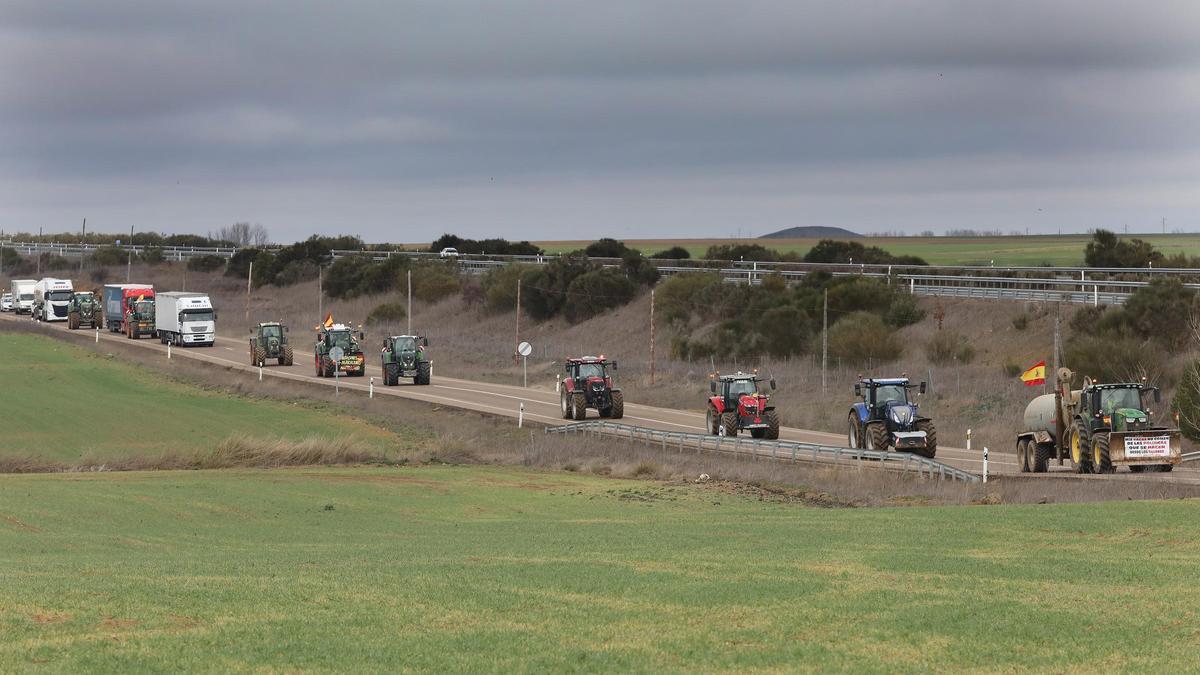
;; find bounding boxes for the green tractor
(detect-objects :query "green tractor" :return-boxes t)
[314,323,366,377]
[381,335,431,386]
[250,322,294,367]
[67,291,102,330]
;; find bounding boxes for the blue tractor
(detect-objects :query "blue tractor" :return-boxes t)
[847,377,937,458]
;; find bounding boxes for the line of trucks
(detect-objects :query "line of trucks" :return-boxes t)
[6,278,216,346]
[3,278,1184,475]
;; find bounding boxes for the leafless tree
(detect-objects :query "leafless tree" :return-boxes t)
[214,222,270,247]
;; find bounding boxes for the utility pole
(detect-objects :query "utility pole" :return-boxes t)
[407,269,412,334]
[1050,307,1061,395]
[79,218,86,277]
[126,225,134,283]
[514,277,521,363]
[317,265,323,319]
[649,288,656,385]
[36,226,42,276]
[245,261,253,322]
[821,289,829,395]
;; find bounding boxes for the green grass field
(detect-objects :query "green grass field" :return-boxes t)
[0,332,405,462]
[2,464,1199,671]
[533,233,1200,266]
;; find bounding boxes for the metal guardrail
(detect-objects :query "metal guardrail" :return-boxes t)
[0,241,253,260]
[1182,451,1200,463]
[545,420,981,482]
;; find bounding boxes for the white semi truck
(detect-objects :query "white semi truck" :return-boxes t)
[10,279,36,315]
[155,292,216,346]
[33,278,74,322]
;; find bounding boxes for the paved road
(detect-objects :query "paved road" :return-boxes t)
[7,312,1199,485]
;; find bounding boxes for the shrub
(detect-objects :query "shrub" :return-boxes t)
[272,259,319,286]
[1109,278,1196,349]
[620,251,659,286]
[884,294,925,328]
[480,263,530,312]
[139,247,165,265]
[827,312,903,364]
[187,255,226,273]
[90,246,127,267]
[428,234,542,256]
[703,243,781,262]
[323,255,408,299]
[925,331,976,365]
[1085,229,1163,268]
[656,273,722,324]
[803,239,927,266]
[1002,363,1022,378]
[521,253,596,321]
[1173,360,1200,443]
[1064,334,1172,386]
[0,247,21,269]
[562,269,638,323]
[584,238,631,258]
[650,246,690,259]
[366,302,406,325]
[756,306,813,358]
[412,265,461,303]
[1011,313,1029,331]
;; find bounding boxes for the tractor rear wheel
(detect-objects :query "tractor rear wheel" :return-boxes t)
[721,412,738,437]
[1032,443,1051,473]
[315,355,323,377]
[416,362,431,385]
[68,314,78,330]
[847,414,861,448]
[706,407,718,435]
[609,391,624,419]
[915,419,937,458]
[1092,432,1114,474]
[764,409,780,440]
[864,422,888,451]
[281,346,294,366]
[571,392,587,420]
[561,390,573,419]
[1070,419,1092,474]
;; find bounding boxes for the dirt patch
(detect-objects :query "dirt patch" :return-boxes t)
[30,611,70,624]
[701,480,857,508]
[100,617,140,629]
[1,513,42,532]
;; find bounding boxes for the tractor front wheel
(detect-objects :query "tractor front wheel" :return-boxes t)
[847,414,860,448]
[315,356,324,377]
[609,391,624,419]
[706,407,718,435]
[561,390,573,419]
[1070,419,1092,474]
[1092,432,1114,474]
[764,409,780,440]
[571,392,587,420]
[721,412,738,437]
[864,422,888,451]
[281,346,294,366]
[914,419,937,459]
[416,362,431,385]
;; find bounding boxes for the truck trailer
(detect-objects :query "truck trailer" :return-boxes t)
[155,292,216,346]
[103,284,156,338]
[33,278,74,322]
[10,280,36,315]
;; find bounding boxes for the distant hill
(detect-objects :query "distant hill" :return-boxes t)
[759,226,861,239]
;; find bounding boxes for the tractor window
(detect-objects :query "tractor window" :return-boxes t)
[874,385,908,406]
[331,332,353,350]
[396,337,417,352]
[261,325,282,339]
[576,363,605,379]
[727,380,757,397]
[1100,388,1142,413]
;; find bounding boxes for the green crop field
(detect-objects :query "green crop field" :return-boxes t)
[2,464,1199,671]
[532,233,1200,266]
[0,332,405,462]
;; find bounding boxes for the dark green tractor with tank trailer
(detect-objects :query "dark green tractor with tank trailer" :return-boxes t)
[1017,367,1180,474]
[381,335,431,385]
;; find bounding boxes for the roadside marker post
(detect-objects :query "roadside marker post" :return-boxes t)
[259,365,263,382]
[95,327,99,344]
[518,402,525,428]
[369,377,374,399]
[167,342,171,359]
[983,446,989,483]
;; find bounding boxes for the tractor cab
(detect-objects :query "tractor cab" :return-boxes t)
[706,370,779,439]
[1079,380,1161,434]
[564,356,616,391]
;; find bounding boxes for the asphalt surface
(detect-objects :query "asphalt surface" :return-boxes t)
[6,311,1199,485]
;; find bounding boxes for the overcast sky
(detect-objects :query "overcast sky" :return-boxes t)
[3,1,1199,242]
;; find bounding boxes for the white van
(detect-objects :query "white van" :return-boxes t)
[155,292,216,346]
[10,280,36,314]
[33,278,74,322]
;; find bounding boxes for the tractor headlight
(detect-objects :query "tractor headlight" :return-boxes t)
[891,408,912,425]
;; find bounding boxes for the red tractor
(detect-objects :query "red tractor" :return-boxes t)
[706,371,780,439]
[560,356,624,420]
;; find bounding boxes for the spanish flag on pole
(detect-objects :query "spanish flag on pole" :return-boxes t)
[1020,360,1046,386]
[323,313,334,329]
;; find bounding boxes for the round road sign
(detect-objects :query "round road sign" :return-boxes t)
[330,346,345,362]
[517,341,532,357]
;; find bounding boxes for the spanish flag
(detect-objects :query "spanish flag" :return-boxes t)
[323,313,334,329]
[1020,360,1046,386]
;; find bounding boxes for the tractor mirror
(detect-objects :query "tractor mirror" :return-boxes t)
[359,331,365,340]
[710,381,717,393]
[919,382,927,395]
[284,326,288,333]
[770,379,777,390]
[422,337,429,347]
[1154,388,1162,404]
[249,328,254,334]
[611,361,618,371]
[854,383,861,397]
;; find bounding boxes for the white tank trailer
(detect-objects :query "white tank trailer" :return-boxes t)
[1016,367,1180,474]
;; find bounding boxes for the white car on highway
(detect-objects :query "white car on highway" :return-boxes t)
[0,293,11,312]
[439,247,459,258]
